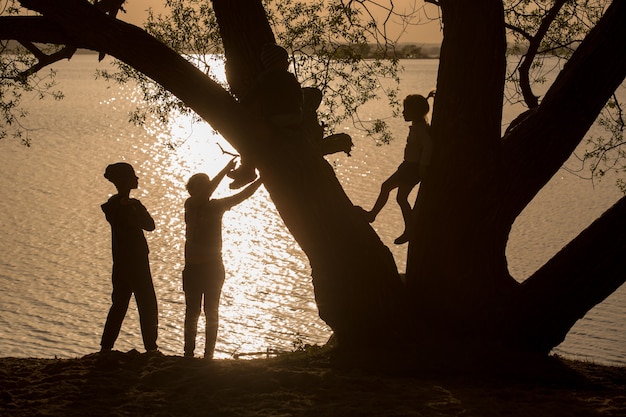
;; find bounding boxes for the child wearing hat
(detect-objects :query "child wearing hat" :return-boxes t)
[100,162,159,353]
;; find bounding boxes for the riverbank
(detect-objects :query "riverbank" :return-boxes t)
[1,349,625,417]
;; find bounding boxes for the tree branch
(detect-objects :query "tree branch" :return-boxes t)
[0,16,81,45]
[15,42,77,81]
[507,195,626,353]
[502,0,626,217]
[517,0,568,109]
[15,0,255,153]
[504,22,531,41]
[0,15,81,81]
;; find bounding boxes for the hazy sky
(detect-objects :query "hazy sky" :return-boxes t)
[121,0,443,44]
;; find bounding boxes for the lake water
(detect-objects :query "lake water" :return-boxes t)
[0,56,624,365]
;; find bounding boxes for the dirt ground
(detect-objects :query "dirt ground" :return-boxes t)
[1,349,625,417]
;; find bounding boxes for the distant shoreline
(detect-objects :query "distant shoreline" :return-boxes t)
[1,40,552,60]
[2,40,442,59]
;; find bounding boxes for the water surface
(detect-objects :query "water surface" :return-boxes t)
[0,56,624,365]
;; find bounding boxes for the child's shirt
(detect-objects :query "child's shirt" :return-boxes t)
[184,197,228,265]
[101,195,154,263]
[404,119,433,168]
[184,181,261,265]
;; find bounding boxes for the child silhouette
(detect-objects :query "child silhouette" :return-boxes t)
[363,92,434,244]
[100,162,159,353]
[183,159,262,359]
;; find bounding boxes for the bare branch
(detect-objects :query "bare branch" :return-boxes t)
[517,0,568,108]
[504,22,532,41]
[15,42,77,80]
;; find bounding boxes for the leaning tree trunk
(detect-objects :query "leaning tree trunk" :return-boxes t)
[209,0,408,349]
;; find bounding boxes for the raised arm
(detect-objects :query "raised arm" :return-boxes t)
[220,178,262,209]
[208,157,238,196]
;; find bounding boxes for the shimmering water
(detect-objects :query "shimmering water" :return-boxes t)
[0,56,624,365]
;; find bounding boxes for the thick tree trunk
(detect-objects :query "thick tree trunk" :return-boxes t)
[406,0,515,342]
[211,0,274,99]
[407,0,626,353]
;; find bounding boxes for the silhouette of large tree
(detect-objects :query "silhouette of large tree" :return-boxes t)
[1,0,625,358]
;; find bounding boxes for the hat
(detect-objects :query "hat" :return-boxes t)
[104,162,136,185]
[261,43,289,68]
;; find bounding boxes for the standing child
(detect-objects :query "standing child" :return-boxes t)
[363,92,434,244]
[183,159,262,359]
[100,162,159,353]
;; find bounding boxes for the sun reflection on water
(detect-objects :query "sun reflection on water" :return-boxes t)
[134,63,329,357]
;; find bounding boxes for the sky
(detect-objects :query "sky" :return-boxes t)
[121,0,443,44]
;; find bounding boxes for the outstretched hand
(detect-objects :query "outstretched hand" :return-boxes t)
[226,156,238,172]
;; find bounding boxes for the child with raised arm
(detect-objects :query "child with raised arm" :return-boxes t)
[100,162,159,353]
[363,92,434,245]
[183,159,262,359]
